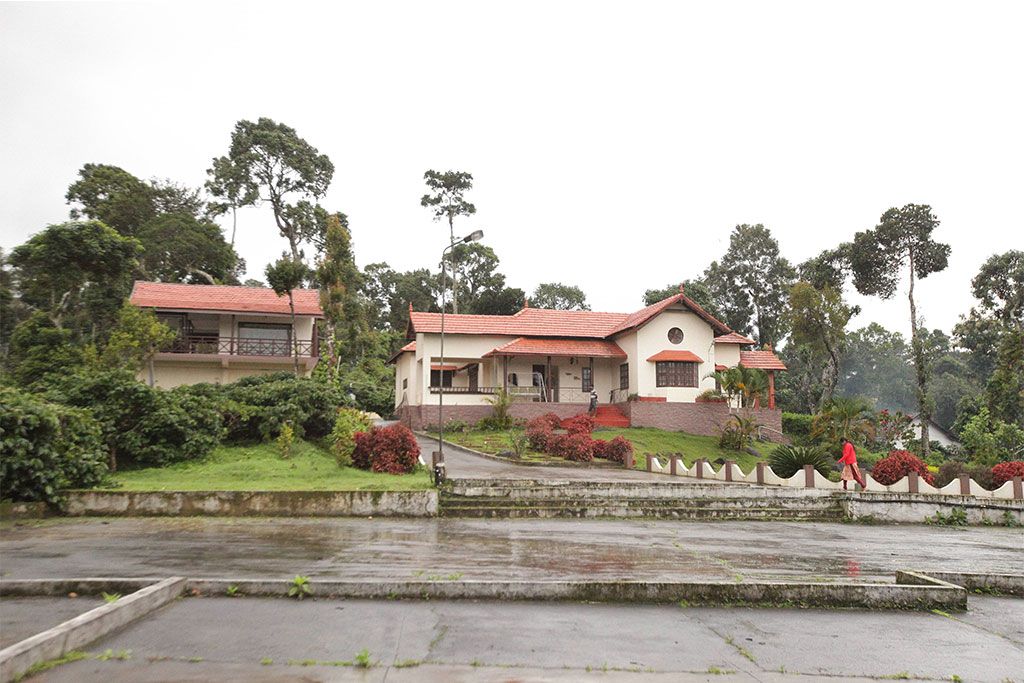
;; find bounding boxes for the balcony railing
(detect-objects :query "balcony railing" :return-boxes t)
[163,334,316,358]
[428,386,500,395]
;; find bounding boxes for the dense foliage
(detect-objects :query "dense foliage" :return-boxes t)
[217,372,348,442]
[331,407,374,467]
[767,445,831,479]
[0,387,108,504]
[991,461,1024,488]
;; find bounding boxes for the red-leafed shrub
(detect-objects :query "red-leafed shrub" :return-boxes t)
[525,417,554,451]
[539,412,563,430]
[603,436,633,464]
[870,450,935,486]
[549,433,593,462]
[349,424,420,474]
[991,461,1024,487]
[565,414,595,436]
[350,430,374,470]
[591,439,609,459]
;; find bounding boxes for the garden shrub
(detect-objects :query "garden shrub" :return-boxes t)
[991,461,1024,488]
[332,407,374,467]
[0,387,107,505]
[219,372,347,442]
[768,445,832,479]
[565,414,594,436]
[348,423,421,474]
[934,460,970,488]
[539,412,563,430]
[590,439,608,459]
[49,370,223,470]
[525,417,554,451]
[781,412,814,438]
[602,436,632,464]
[548,433,593,462]
[717,415,759,451]
[870,450,935,486]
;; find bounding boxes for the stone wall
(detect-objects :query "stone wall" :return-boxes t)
[620,402,787,443]
[397,402,590,431]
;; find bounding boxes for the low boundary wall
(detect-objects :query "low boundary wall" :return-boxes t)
[62,490,438,517]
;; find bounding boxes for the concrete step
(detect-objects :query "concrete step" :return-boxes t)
[441,495,841,510]
[439,504,845,520]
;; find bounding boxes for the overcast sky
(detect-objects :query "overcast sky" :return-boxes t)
[2,1,1021,339]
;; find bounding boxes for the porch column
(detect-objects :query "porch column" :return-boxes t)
[768,371,776,409]
[546,355,552,403]
[503,356,509,392]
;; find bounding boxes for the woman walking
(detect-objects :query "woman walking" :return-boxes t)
[838,437,866,491]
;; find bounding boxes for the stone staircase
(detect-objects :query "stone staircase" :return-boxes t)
[561,406,630,428]
[440,478,846,520]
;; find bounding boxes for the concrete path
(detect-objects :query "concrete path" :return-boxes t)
[3,518,1021,585]
[24,596,1024,682]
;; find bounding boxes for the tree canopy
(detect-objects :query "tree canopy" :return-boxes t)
[421,169,476,313]
[531,283,590,311]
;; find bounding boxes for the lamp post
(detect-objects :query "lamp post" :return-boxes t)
[437,229,484,473]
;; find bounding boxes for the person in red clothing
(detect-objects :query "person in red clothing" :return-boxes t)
[839,437,865,490]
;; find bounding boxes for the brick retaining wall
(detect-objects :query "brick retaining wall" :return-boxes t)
[621,402,787,443]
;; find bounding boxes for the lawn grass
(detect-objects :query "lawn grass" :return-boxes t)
[439,426,783,472]
[109,439,432,491]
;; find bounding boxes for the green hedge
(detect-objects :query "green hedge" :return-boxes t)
[782,412,814,437]
[0,387,108,505]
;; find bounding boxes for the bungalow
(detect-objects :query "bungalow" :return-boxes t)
[389,289,787,439]
[129,281,322,388]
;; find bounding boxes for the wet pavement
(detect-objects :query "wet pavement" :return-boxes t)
[2,517,1021,585]
[25,596,1024,682]
[0,597,105,648]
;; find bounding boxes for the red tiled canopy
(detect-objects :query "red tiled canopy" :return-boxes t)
[739,350,787,371]
[483,337,627,359]
[646,350,704,363]
[431,364,459,371]
[131,281,323,316]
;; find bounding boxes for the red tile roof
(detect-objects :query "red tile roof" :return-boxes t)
[646,350,704,363]
[483,337,627,359]
[715,364,728,371]
[739,350,787,371]
[386,341,416,364]
[431,364,458,371]
[714,332,756,345]
[406,293,731,339]
[130,281,323,316]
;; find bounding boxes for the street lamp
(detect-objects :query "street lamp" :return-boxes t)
[436,229,484,478]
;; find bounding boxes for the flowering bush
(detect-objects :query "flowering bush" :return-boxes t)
[349,423,421,474]
[549,433,593,462]
[870,450,935,486]
[565,414,594,436]
[590,439,608,459]
[525,417,554,451]
[877,409,914,452]
[991,461,1024,488]
[602,436,633,464]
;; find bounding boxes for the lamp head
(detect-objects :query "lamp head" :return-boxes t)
[463,230,484,243]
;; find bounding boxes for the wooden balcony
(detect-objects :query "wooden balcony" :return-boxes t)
[162,334,317,358]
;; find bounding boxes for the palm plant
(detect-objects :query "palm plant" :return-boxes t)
[706,366,770,409]
[768,444,832,478]
[811,396,876,445]
[484,388,514,429]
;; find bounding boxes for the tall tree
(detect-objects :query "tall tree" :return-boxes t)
[265,256,312,376]
[703,225,797,346]
[315,214,364,382]
[66,164,156,236]
[788,282,856,410]
[209,118,334,260]
[970,250,1024,333]
[531,283,590,311]
[420,170,476,314]
[838,323,916,412]
[849,204,951,461]
[9,221,142,335]
[136,214,240,285]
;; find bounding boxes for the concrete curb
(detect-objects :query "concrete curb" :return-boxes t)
[184,577,966,611]
[415,432,620,469]
[0,577,186,683]
[0,578,163,597]
[901,571,1024,597]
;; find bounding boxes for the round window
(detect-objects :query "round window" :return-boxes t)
[667,327,684,344]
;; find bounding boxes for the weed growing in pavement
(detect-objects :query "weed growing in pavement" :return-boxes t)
[354,649,373,668]
[225,585,242,597]
[394,660,421,668]
[260,658,273,665]
[882,672,911,680]
[925,507,967,526]
[101,592,121,604]
[15,651,90,680]
[1002,510,1021,527]
[287,575,312,600]
[707,667,735,674]
[188,657,203,663]
[97,649,131,661]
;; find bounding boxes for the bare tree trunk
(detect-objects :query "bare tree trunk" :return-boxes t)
[289,292,299,377]
[907,250,931,461]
